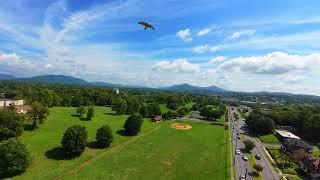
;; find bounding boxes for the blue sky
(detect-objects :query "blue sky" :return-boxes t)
[1,0,320,95]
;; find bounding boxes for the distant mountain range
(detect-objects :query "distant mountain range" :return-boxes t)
[0,73,318,97]
[162,83,227,93]
[0,74,148,89]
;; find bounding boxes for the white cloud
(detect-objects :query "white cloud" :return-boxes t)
[210,45,221,52]
[229,29,255,39]
[176,29,192,42]
[209,56,227,63]
[0,53,20,60]
[197,28,211,36]
[192,44,222,53]
[219,51,320,74]
[152,58,200,73]
[192,44,209,53]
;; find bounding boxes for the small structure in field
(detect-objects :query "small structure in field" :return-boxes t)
[152,115,162,123]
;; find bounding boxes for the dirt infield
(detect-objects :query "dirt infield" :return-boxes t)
[171,123,192,130]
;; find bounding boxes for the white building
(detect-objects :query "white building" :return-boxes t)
[276,130,312,151]
[0,99,24,107]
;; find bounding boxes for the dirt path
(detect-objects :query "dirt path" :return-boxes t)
[55,125,163,180]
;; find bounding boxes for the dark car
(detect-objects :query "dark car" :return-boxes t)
[255,155,261,160]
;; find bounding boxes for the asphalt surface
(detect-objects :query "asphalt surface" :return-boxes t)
[230,107,280,180]
[229,107,253,180]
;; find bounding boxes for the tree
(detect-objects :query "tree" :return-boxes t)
[28,102,49,129]
[177,107,189,117]
[255,117,275,135]
[112,98,127,114]
[124,114,143,135]
[167,102,178,110]
[96,125,113,148]
[243,140,255,152]
[139,103,149,117]
[61,125,87,157]
[76,105,87,117]
[303,115,320,142]
[253,164,263,172]
[0,109,24,141]
[87,106,94,120]
[0,138,31,177]
[147,103,161,117]
[200,107,221,120]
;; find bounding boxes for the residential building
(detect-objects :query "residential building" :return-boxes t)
[152,115,162,123]
[293,148,320,180]
[276,130,312,151]
[0,99,31,114]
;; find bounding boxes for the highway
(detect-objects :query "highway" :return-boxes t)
[229,107,253,180]
[229,107,280,180]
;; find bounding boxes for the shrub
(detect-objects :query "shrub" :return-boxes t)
[124,114,143,135]
[0,109,24,141]
[96,125,113,148]
[0,138,31,177]
[253,164,263,172]
[87,106,94,120]
[61,125,87,157]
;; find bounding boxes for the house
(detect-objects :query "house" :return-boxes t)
[152,115,162,123]
[190,111,204,119]
[293,148,320,179]
[0,99,24,107]
[0,99,31,114]
[276,130,312,151]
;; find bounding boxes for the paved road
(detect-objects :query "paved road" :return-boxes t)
[233,108,280,180]
[228,107,253,180]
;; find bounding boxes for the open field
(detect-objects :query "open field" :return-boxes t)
[259,134,280,144]
[159,102,195,114]
[15,107,157,179]
[15,107,229,180]
[68,121,230,180]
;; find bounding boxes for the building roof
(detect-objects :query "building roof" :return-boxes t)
[276,130,301,139]
[153,115,162,121]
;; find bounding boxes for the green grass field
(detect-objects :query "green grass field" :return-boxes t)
[160,102,195,114]
[15,107,229,180]
[259,134,280,144]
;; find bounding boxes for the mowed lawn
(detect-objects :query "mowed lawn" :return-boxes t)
[14,107,157,180]
[67,121,230,180]
[259,134,280,144]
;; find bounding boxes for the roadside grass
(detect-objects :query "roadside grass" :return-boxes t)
[67,121,230,180]
[15,107,157,179]
[248,153,263,180]
[259,134,280,144]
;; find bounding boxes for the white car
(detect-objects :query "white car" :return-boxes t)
[236,149,241,155]
[240,175,245,180]
[242,155,248,161]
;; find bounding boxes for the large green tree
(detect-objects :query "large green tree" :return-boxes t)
[28,102,49,129]
[96,125,113,148]
[61,125,87,157]
[0,109,24,141]
[86,106,94,120]
[112,98,127,114]
[0,138,31,177]
[124,114,143,136]
[76,105,87,117]
[243,140,255,153]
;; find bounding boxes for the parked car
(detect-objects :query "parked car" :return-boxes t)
[255,155,261,160]
[242,155,248,161]
[236,149,241,155]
